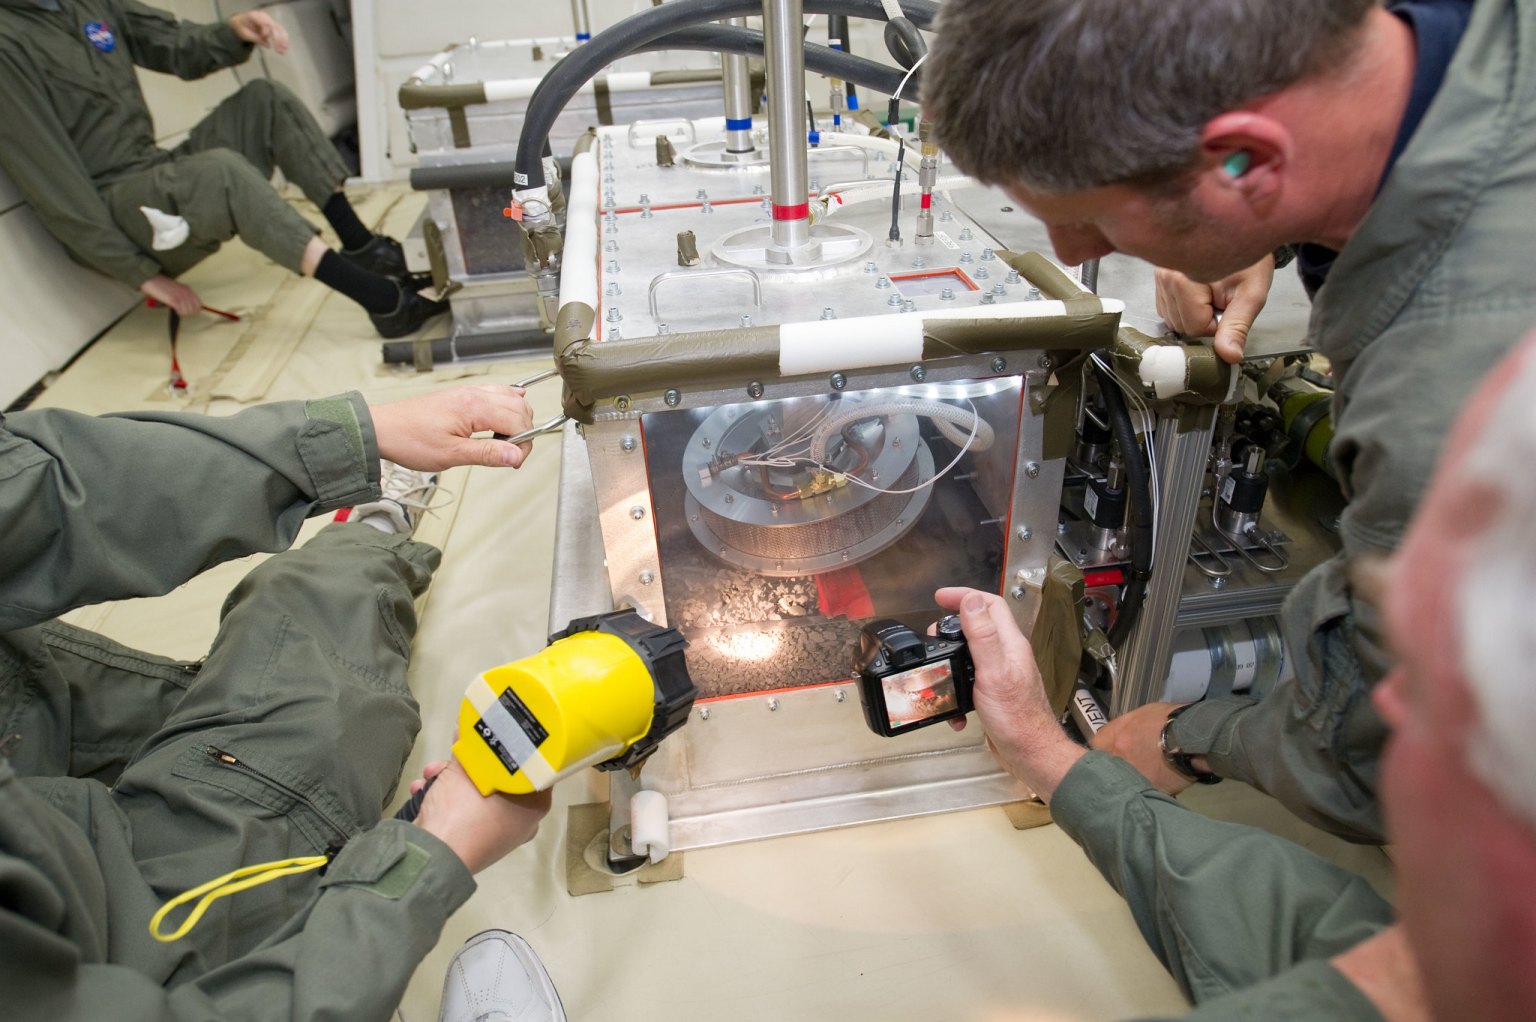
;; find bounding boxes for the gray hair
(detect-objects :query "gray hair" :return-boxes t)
[922,0,1379,193]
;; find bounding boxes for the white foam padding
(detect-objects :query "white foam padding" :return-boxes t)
[779,314,923,376]
[1138,344,1189,400]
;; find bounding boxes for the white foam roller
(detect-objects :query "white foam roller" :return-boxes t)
[629,788,670,864]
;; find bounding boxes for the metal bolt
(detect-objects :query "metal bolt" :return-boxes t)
[752,184,765,194]
[991,284,1007,296]
[875,276,891,289]
[830,372,847,391]
[615,395,631,411]
[863,260,878,273]
[1038,354,1055,370]
[696,188,709,200]
[760,197,771,211]
[835,689,846,703]
[767,697,779,712]
[1057,521,1068,535]
[724,492,734,504]
[606,260,620,274]
[940,287,956,301]
[620,435,637,452]
[605,221,617,234]
[640,207,653,220]
[740,314,752,327]
[1209,576,1228,590]
[1010,586,1026,601]
[1025,461,1041,478]
[959,228,973,241]
[699,706,712,720]
[639,193,650,204]
[911,256,926,268]
[1027,286,1042,301]
[959,251,973,263]
[940,210,955,222]
[809,179,821,192]
[606,305,622,321]
[903,299,916,313]
[910,365,927,382]
[980,293,995,304]
[658,323,670,335]
[639,570,654,586]
[892,437,902,449]
[603,192,616,207]
[887,293,903,307]
[629,505,647,520]
[701,200,714,214]
[981,247,996,261]
[821,307,836,320]
[608,325,621,339]
[974,267,990,280]
[990,356,1007,373]
[747,380,765,399]
[604,240,619,252]
[1016,525,1032,541]
[603,173,615,186]
[1006,269,1021,284]
[701,437,712,449]
[664,388,681,407]
[604,282,622,297]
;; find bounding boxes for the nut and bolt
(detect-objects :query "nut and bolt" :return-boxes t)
[696,188,709,200]
[615,395,631,411]
[1006,268,1021,284]
[701,200,714,214]
[991,284,1007,296]
[980,293,995,304]
[724,493,734,504]
[911,256,926,268]
[940,210,955,222]
[820,307,836,320]
[606,260,620,274]
[981,247,996,261]
[747,380,765,399]
[1038,354,1055,370]
[605,305,622,321]
[959,228,973,241]
[887,293,904,307]
[620,435,637,452]
[990,356,1007,373]
[974,267,990,279]
[830,372,847,391]
[657,323,671,335]
[1016,525,1033,541]
[740,314,752,327]
[959,251,973,263]
[910,365,927,382]
[1025,461,1041,478]
[604,240,619,252]
[1010,586,1027,601]
[664,388,681,407]
[604,282,621,297]
[699,706,712,720]
[638,193,650,204]
[767,698,779,712]
[639,570,654,586]
[903,299,916,313]
[939,287,956,301]
[629,506,647,520]
[835,689,846,703]
[863,260,879,273]
[875,276,892,289]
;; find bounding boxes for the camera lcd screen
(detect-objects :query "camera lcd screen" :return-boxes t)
[880,660,959,730]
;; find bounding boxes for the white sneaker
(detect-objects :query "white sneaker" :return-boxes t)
[350,461,449,535]
[437,930,566,1022]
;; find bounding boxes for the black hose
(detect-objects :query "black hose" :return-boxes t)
[882,17,927,70]
[513,0,939,191]
[1094,360,1154,651]
[657,26,912,97]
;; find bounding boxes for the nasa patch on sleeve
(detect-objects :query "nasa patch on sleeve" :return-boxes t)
[83,21,116,53]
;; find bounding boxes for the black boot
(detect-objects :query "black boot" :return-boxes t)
[341,235,408,278]
[369,283,449,338]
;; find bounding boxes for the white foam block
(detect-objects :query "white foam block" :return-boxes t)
[779,314,924,376]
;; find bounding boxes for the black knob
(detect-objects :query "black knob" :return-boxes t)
[937,614,964,642]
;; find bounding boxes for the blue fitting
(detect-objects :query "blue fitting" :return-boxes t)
[808,130,821,146]
[575,32,590,41]
[847,94,860,111]
[725,117,753,131]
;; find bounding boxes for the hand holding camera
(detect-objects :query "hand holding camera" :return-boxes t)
[854,615,976,736]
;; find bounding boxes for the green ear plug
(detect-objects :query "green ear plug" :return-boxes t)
[1224,151,1252,178]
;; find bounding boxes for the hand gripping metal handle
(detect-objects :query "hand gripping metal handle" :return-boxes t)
[494,367,568,443]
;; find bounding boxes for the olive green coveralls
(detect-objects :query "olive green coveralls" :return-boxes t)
[0,0,349,287]
[0,398,476,1019]
[1168,0,1536,843]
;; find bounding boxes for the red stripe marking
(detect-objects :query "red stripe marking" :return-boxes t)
[772,202,809,221]
[919,193,932,209]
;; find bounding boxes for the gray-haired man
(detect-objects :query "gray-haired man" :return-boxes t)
[924,0,1536,843]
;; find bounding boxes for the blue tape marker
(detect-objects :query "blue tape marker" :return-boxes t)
[575,32,591,41]
[847,95,860,111]
[725,117,753,131]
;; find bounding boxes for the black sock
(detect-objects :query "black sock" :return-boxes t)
[315,250,399,314]
[322,192,374,252]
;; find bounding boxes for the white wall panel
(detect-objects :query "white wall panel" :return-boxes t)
[0,206,137,405]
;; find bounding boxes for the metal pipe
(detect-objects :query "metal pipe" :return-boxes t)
[763,0,812,253]
[722,17,756,152]
[570,0,592,40]
[1080,258,1100,293]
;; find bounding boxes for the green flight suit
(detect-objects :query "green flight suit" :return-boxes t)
[0,0,349,286]
[1169,0,1536,843]
[1054,753,1392,1021]
[0,397,477,1019]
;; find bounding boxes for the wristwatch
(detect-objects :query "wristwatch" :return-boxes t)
[1159,704,1222,785]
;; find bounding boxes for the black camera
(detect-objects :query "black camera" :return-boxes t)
[854,615,975,737]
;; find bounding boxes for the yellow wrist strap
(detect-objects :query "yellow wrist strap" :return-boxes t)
[149,855,329,943]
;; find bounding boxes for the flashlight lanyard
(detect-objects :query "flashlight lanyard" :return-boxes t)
[149,853,332,943]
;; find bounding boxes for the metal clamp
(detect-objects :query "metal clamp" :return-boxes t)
[627,118,697,147]
[648,267,763,321]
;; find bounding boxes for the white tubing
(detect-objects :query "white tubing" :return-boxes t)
[808,398,996,462]
[559,150,600,314]
[629,789,670,863]
[483,77,543,101]
[780,314,923,376]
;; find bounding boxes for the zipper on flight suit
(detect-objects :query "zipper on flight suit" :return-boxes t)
[203,745,352,848]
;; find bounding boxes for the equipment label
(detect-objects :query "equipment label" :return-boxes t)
[475,687,549,776]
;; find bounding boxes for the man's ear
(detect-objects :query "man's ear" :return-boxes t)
[1199,111,1290,202]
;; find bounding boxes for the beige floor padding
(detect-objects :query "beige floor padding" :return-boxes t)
[36,186,1391,1022]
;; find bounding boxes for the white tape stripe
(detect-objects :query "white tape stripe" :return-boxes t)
[467,676,558,790]
[780,314,923,376]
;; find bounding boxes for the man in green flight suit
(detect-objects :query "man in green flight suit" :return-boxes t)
[0,0,445,337]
